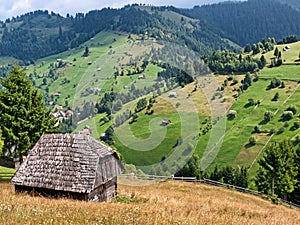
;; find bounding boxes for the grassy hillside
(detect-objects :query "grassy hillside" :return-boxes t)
[43,36,298,177]
[1,180,299,224]
[4,29,298,179]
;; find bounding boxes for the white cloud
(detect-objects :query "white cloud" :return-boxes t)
[0,0,228,21]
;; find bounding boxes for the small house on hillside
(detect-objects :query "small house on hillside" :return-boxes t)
[228,110,237,118]
[10,133,123,202]
[161,119,171,126]
[169,92,177,98]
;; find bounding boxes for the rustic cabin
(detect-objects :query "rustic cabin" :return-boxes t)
[10,133,123,202]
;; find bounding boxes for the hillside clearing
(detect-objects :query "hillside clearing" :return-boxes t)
[0,180,299,224]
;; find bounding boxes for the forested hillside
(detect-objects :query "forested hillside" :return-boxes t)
[182,0,300,46]
[0,6,230,62]
[1,1,300,63]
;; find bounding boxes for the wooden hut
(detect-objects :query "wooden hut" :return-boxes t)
[10,133,123,202]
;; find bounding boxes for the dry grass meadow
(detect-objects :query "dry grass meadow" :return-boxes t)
[1,180,300,225]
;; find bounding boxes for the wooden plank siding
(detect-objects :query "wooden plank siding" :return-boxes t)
[11,133,123,202]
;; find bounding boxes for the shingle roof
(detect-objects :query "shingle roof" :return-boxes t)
[11,133,123,193]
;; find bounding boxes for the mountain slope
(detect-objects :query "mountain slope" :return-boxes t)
[182,0,300,46]
[1,181,299,224]
[0,6,230,62]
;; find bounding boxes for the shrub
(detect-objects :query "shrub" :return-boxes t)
[293,121,300,129]
[277,127,285,134]
[282,111,293,121]
[286,105,297,115]
[264,111,273,122]
[249,136,256,145]
[272,92,279,101]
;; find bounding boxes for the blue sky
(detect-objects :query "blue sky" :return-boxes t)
[0,0,234,21]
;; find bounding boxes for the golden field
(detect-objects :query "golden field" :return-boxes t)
[0,180,299,225]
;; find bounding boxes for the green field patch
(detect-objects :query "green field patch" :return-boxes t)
[234,133,271,167]
[114,63,163,93]
[260,65,300,80]
[73,113,112,139]
[114,112,182,166]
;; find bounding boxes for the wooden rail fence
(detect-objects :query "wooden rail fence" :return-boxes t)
[120,174,300,210]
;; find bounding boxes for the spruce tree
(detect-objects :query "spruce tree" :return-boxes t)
[0,66,55,161]
[277,141,297,200]
[274,47,279,57]
[260,55,267,68]
[256,142,283,196]
[255,141,297,199]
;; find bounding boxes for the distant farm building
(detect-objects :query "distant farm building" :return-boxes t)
[283,45,291,51]
[228,110,237,118]
[65,110,74,116]
[138,74,145,79]
[11,133,123,202]
[169,92,177,98]
[161,119,171,126]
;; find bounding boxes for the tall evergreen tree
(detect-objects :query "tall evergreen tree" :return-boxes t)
[277,141,298,200]
[255,141,298,199]
[0,66,55,161]
[274,47,279,57]
[260,55,267,68]
[291,147,300,204]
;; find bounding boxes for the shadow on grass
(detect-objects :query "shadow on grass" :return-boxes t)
[290,126,299,131]
[259,120,268,125]
[227,115,236,121]
[244,143,255,148]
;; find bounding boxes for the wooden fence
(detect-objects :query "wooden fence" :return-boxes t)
[120,174,300,210]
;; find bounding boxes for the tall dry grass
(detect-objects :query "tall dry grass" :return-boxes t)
[0,180,299,224]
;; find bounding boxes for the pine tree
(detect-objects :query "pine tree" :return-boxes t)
[256,142,283,195]
[260,55,267,68]
[291,147,300,204]
[274,47,279,57]
[277,141,298,200]
[0,66,55,160]
[255,141,298,198]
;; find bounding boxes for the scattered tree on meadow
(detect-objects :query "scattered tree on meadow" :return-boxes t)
[249,136,256,146]
[264,111,273,123]
[0,66,55,161]
[272,92,279,101]
[260,55,267,68]
[82,46,90,57]
[135,98,147,112]
[274,47,279,57]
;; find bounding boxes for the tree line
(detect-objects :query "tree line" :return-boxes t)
[0,5,231,63]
